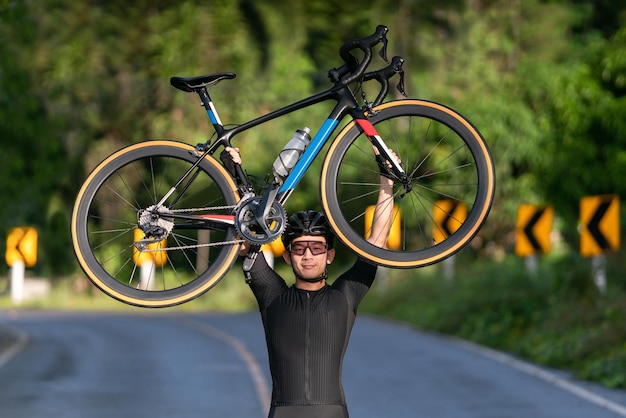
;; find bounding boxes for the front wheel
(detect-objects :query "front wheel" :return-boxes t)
[71,141,241,307]
[321,100,495,268]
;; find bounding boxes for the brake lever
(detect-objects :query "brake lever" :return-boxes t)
[379,32,389,63]
[397,71,407,97]
[391,56,407,97]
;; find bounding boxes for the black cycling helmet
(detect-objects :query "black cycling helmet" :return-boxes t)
[282,210,335,249]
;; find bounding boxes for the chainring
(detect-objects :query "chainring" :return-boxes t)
[235,196,286,245]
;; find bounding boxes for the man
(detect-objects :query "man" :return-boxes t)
[228,146,396,418]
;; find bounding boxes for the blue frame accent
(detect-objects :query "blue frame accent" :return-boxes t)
[196,77,362,207]
[279,119,339,194]
[206,109,219,125]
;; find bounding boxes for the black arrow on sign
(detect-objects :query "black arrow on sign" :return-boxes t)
[588,200,611,250]
[523,207,545,251]
[442,202,459,237]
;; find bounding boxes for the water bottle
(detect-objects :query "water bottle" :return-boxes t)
[272,127,311,177]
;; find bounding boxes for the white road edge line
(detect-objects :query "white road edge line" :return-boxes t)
[0,326,29,369]
[452,337,626,417]
[179,317,270,417]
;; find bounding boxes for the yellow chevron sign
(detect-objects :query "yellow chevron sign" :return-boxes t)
[6,227,38,267]
[433,200,467,244]
[580,195,619,257]
[515,204,553,257]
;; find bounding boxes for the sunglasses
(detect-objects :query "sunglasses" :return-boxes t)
[288,241,328,256]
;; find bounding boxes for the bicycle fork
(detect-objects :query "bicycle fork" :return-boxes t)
[354,117,412,193]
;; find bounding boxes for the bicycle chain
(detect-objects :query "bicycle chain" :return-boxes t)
[141,238,245,252]
[139,204,241,252]
[169,204,237,213]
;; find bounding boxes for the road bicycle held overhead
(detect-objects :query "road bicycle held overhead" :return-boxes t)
[71,25,496,308]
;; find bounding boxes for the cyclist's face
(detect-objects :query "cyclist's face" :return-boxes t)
[283,235,335,283]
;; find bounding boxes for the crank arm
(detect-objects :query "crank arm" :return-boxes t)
[253,183,280,232]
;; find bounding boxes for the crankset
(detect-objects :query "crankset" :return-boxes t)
[235,196,286,245]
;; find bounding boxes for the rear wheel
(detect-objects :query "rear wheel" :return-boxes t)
[71,141,241,307]
[321,100,495,268]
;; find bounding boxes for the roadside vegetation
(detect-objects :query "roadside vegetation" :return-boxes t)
[361,251,626,389]
[2,249,624,390]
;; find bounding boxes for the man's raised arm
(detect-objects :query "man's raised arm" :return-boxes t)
[367,148,399,248]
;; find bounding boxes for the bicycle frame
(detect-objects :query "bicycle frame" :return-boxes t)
[197,81,405,205]
[156,42,408,243]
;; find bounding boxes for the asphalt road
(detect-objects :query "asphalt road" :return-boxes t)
[0,311,625,418]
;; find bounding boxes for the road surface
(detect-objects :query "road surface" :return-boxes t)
[0,311,625,418]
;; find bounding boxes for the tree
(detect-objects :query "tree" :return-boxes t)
[534,26,626,244]
[2,0,625,275]
[0,1,73,275]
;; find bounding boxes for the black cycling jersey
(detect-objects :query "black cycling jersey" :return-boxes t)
[246,254,377,418]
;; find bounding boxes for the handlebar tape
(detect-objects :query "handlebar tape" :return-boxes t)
[335,25,389,86]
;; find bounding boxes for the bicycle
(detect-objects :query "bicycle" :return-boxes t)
[71,25,496,308]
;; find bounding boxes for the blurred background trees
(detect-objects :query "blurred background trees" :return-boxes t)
[0,0,625,276]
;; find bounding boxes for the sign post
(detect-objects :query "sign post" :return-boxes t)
[10,260,25,304]
[133,229,167,290]
[262,238,286,269]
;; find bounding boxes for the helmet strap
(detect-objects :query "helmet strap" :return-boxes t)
[293,267,328,283]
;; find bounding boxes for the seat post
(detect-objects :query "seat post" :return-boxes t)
[197,88,225,132]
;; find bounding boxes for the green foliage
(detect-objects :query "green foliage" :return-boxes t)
[0,0,625,278]
[388,0,607,249]
[0,1,75,275]
[362,253,626,389]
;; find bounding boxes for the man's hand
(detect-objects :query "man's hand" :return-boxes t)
[373,146,400,184]
[220,146,242,178]
[239,241,251,256]
[367,147,400,247]
[223,146,242,164]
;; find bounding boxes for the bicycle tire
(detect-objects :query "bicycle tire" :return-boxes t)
[321,99,495,268]
[71,140,241,307]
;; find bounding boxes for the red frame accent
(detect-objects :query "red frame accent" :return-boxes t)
[355,119,379,137]
[197,214,235,221]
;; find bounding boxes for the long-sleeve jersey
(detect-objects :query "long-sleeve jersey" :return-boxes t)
[246,254,377,417]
